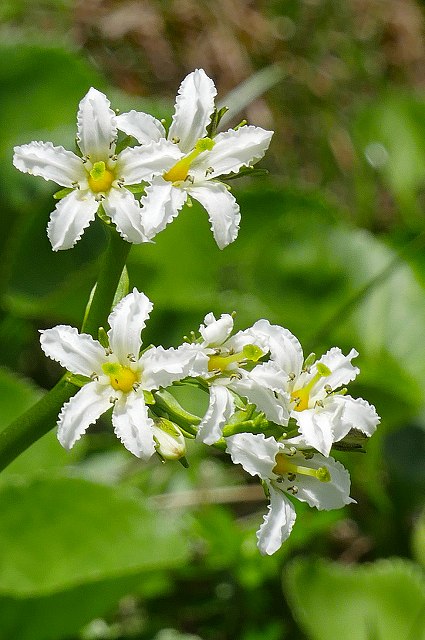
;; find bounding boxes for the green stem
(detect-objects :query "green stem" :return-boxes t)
[0,226,131,472]
[81,226,131,337]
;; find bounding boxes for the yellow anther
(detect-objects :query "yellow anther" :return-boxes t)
[88,161,115,193]
[102,362,139,393]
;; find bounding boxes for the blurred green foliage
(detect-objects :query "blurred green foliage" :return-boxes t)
[1,1,425,639]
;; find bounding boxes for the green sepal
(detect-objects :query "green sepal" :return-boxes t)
[154,388,201,433]
[220,167,269,181]
[112,266,129,308]
[65,373,90,388]
[96,203,111,225]
[97,327,109,349]
[332,428,368,453]
[143,390,155,405]
[53,187,73,200]
[303,353,316,369]
[178,456,189,468]
[125,183,146,194]
[206,106,229,138]
[115,134,135,155]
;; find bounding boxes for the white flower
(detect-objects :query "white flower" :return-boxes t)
[116,69,273,249]
[39,289,204,458]
[195,313,290,445]
[13,88,181,250]
[249,320,380,456]
[226,432,354,555]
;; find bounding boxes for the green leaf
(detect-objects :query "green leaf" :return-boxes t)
[0,476,190,638]
[284,557,425,640]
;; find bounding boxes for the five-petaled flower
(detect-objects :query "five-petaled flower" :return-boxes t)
[226,432,354,555]
[248,320,380,456]
[13,88,181,250]
[116,69,274,249]
[194,313,290,444]
[39,289,205,458]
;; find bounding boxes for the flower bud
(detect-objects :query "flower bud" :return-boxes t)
[153,418,186,461]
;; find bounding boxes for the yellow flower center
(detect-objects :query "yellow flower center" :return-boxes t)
[273,452,331,482]
[102,362,139,393]
[88,161,115,193]
[163,137,215,183]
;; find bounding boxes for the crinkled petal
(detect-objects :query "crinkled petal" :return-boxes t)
[200,313,234,346]
[226,326,270,354]
[293,454,354,510]
[107,289,153,363]
[168,69,217,153]
[193,125,273,179]
[47,189,98,251]
[112,392,156,459]
[13,141,85,187]
[57,382,111,449]
[226,433,278,479]
[294,404,343,457]
[314,347,359,396]
[117,139,182,184]
[189,182,241,249]
[197,385,235,445]
[140,344,199,390]
[140,177,187,240]
[40,325,105,376]
[231,369,290,426]
[257,481,296,555]
[77,87,117,161]
[115,110,166,143]
[330,395,380,442]
[102,187,147,244]
[250,319,304,377]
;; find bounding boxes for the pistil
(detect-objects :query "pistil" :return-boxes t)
[102,362,139,393]
[273,452,331,482]
[164,137,215,183]
[88,161,115,193]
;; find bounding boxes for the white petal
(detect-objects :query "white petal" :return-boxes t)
[115,110,166,143]
[47,190,98,251]
[140,178,187,240]
[314,347,359,395]
[194,125,273,179]
[77,87,117,161]
[13,142,85,187]
[117,139,182,184]
[140,344,198,391]
[294,404,343,457]
[107,289,153,363]
[102,187,147,244]
[40,325,106,376]
[225,326,270,354]
[112,392,156,459]
[189,182,241,249]
[197,385,235,445]
[231,370,290,426]
[168,69,217,153]
[226,433,278,479]
[199,313,234,346]
[57,382,112,449]
[293,455,354,510]
[250,319,303,377]
[330,395,380,442]
[257,482,296,555]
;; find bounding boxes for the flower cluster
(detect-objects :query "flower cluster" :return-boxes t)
[41,290,380,555]
[13,70,273,251]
